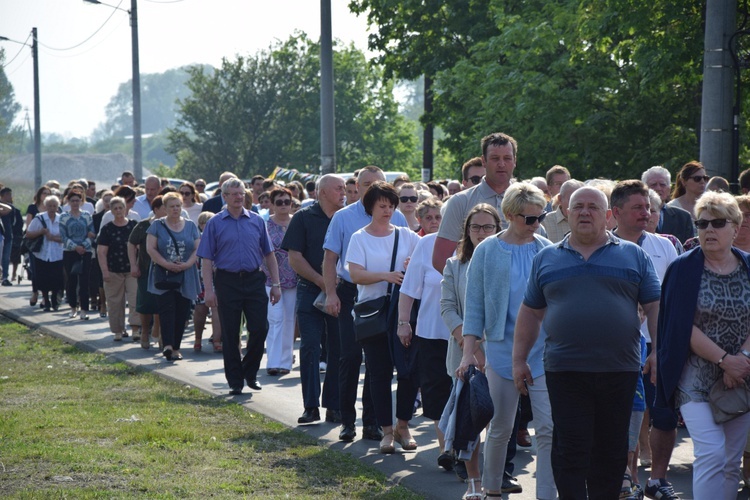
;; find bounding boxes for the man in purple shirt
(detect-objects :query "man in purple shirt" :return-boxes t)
[198,178,281,395]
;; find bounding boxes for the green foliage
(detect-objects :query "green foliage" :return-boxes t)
[0,48,23,153]
[93,66,200,141]
[167,33,418,181]
[353,0,711,180]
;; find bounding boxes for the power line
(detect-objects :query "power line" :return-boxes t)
[0,32,32,69]
[38,0,125,52]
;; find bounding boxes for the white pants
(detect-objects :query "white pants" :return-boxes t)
[265,286,296,370]
[681,401,750,500]
[484,366,556,499]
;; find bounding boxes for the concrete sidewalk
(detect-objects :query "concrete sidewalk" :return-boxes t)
[0,280,718,499]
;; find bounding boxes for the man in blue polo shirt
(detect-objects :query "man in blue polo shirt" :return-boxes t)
[198,178,281,395]
[513,187,661,499]
[322,165,409,442]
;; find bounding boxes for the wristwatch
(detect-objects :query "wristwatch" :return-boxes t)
[741,349,750,359]
[271,283,281,288]
[397,320,409,326]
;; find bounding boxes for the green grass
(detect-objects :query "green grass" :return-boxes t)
[0,319,422,499]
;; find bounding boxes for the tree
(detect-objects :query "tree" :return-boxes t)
[351,0,709,180]
[167,33,418,180]
[93,66,201,141]
[0,48,22,151]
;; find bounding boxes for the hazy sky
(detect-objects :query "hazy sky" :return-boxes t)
[0,0,371,138]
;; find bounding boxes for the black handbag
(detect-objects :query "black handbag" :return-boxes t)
[22,215,46,254]
[153,220,184,291]
[353,229,399,343]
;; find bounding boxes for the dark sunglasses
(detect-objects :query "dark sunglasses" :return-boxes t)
[688,175,710,183]
[195,184,205,188]
[469,175,483,185]
[517,211,548,225]
[695,218,730,230]
[274,198,292,206]
[399,196,418,203]
[180,191,192,196]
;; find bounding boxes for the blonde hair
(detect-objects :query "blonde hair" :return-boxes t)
[695,191,742,226]
[501,182,547,219]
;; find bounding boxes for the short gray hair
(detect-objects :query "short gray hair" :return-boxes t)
[221,177,245,194]
[642,166,671,185]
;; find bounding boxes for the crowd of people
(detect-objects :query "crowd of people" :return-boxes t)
[6,132,750,499]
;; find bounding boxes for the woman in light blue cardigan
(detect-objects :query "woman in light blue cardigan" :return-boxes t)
[456,183,556,500]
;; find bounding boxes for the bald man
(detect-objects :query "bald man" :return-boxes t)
[513,187,661,499]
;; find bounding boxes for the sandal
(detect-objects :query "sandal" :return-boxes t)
[393,426,417,450]
[212,339,223,353]
[379,432,395,454]
[463,477,483,500]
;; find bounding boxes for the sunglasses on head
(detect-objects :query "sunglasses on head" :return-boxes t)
[399,196,418,203]
[274,198,292,206]
[695,218,730,229]
[517,212,548,225]
[689,175,710,183]
[469,175,483,185]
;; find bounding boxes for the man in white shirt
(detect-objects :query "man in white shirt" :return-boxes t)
[132,176,161,219]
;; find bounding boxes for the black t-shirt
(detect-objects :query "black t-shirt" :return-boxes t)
[280,202,331,286]
[97,220,137,273]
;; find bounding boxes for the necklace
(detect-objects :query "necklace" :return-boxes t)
[706,256,737,275]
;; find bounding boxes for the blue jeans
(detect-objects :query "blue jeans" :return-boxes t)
[1,235,10,280]
[297,280,340,410]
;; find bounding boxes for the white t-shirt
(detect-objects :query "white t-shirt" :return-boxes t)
[346,226,420,303]
[400,232,450,341]
[639,231,678,342]
[184,203,204,225]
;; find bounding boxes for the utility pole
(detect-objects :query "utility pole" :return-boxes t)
[319,0,336,174]
[32,27,41,190]
[700,0,736,179]
[130,0,142,183]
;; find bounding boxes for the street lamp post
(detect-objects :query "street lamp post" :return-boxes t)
[84,0,142,183]
[0,28,42,190]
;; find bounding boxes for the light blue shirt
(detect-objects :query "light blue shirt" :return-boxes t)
[322,200,408,283]
[133,194,152,219]
[485,239,546,380]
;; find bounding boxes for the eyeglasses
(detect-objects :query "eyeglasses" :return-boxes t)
[469,175,483,185]
[695,219,731,230]
[274,199,292,206]
[468,224,497,233]
[517,212,548,225]
[195,184,205,188]
[399,196,418,203]
[688,175,710,183]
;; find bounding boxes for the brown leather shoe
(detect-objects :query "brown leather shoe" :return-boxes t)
[517,428,532,447]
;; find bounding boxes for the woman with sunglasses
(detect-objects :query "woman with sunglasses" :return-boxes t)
[668,161,708,220]
[397,183,420,231]
[657,191,750,498]
[262,187,297,376]
[179,181,203,226]
[456,182,556,500]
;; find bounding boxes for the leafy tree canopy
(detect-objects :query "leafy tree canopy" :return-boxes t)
[167,33,418,181]
[352,0,709,180]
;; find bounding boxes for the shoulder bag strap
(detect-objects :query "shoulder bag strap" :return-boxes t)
[386,228,400,297]
[159,219,181,260]
[37,213,47,229]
